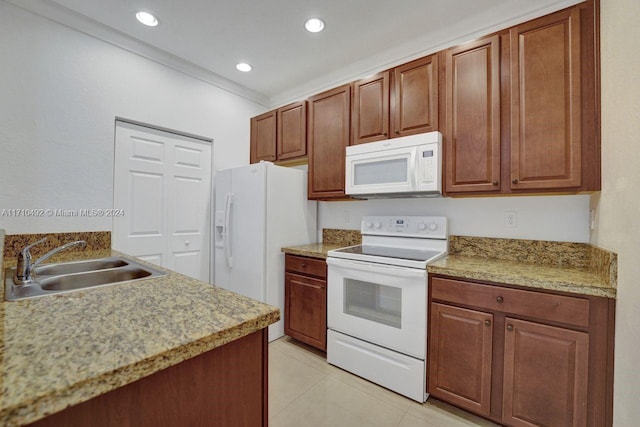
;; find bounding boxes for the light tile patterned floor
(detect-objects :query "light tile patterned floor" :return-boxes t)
[269,337,500,427]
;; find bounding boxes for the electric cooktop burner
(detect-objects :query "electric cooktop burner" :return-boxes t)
[332,245,444,263]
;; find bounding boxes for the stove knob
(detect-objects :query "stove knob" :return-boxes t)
[365,221,373,228]
[418,223,427,230]
[374,222,382,229]
[428,223,438,231]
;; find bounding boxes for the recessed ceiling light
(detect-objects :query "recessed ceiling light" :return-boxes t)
[305,18,325,33]
[136,11,158,27]
[236,63,252,72]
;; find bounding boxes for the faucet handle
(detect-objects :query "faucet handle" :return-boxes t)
[20,237,48,258]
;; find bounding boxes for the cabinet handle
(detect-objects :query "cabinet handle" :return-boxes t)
[484,319,491,327]
[383,132,388,136]
[395,130,400,135]
[512,178,519,184]
[506,324,514,332]
[300,263,306,268]
[496,296,504,303]
[492,180,499,186]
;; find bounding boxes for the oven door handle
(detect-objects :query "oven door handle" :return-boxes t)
[327,257,427,278]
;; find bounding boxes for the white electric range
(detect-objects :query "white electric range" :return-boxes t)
[326,215,448,402]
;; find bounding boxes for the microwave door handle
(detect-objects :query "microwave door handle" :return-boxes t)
[410,149,418,189]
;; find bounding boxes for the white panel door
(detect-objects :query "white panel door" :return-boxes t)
[113,121,211,281]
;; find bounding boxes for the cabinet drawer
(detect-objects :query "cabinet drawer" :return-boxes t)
[285,255,327,278]
[431,277,589,328]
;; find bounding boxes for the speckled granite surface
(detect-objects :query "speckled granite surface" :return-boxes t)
[3,231,111,259]
[283,232,617,298]
[322,229,361,246]
[282,229,361,259]
[428,256,615,298]
[0,248,279,426]
[431,236,617,298]
[281,242,349,259]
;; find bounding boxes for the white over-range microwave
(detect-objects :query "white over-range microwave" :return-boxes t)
[345,131,442,198]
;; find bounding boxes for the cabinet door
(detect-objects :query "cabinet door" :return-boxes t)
[392,55,438,137]
[445,35,501,193]
[428,303,493,417]
[250,110,276,164]
[503,318,589,427]
[277,101,307,160]
[307,84,351,199]
[352,71,390,145]
[510,7,582,190]
[285,272,327,351]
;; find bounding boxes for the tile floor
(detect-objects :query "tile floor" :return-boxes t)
[268,337,500,427]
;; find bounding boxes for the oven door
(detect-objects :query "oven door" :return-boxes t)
[327,257,427,359]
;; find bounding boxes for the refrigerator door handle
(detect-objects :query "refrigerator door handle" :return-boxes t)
[224,193,234,268]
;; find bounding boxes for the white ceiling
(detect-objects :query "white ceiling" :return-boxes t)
[15,0,582,107]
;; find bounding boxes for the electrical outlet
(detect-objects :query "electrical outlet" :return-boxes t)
[504,211,517,228]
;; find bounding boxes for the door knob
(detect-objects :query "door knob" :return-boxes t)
[484,319,491,327]
[496,296,504,303]
[185,240,191,246]
[492,180,499,186]
[506,324,514,331]
[512,178,519,184]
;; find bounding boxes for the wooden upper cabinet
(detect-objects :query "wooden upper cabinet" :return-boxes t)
[445,35,501,193]
[502,318,589,427]
[510,7,582,190]
[277,101,307,160]
[307,84,351,199]
[392,55,438,137]
[352,71,390,145]
[250,111,276,163]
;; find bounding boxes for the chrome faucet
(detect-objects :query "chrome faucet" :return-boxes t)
[14,238,87,284]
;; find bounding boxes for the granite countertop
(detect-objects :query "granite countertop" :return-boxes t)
[282,232,616,299]
[0,250,279,426]
[281,229,362,259]
[428,255,615,298]
[281,242,353,259]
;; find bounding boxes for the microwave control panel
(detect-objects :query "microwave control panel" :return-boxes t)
[417,141,441,191]
[420,149,435,183]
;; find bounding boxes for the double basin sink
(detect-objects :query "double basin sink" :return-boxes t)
[5,256,167,301]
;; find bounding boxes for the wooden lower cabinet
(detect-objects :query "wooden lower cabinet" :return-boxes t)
[284,255,327,350]
[30,329,268,427]
[429,303,493,416]
[428,276,614,427]
[503,318,589,427]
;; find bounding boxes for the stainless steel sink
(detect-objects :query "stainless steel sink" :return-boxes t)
[4,257,167,301]
[33,257,129,276]
[39,268,153,291]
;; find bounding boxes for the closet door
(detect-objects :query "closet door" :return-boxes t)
[113,121,211,281]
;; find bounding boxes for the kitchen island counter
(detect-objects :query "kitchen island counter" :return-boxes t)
[0,250,279,426]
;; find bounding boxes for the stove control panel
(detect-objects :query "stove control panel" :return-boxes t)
[361,216,447,239]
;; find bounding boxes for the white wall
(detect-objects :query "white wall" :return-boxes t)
[320,195,590,242]
[0,2,264,234]
[592,0,640,425]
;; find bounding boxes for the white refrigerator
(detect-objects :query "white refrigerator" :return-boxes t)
[214,162,317,341]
